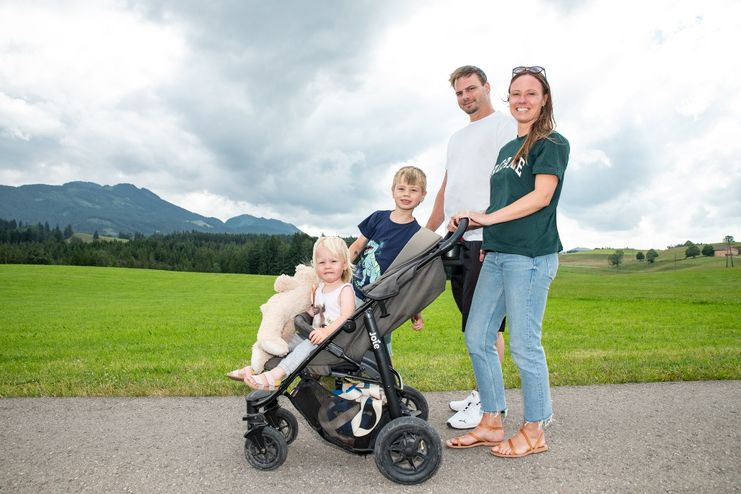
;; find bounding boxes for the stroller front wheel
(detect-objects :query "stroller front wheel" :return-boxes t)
[399,386,429,421]
[266,407,299,444]
[244,426,287,471]
[373,416,442,485]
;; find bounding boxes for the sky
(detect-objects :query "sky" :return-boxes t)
[1,0,740,250]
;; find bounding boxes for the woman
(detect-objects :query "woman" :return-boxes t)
[445,66,569,457]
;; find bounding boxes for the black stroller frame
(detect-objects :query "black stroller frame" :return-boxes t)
[241,219,468,485]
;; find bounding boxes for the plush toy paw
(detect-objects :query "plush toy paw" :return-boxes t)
[260,337,290,357]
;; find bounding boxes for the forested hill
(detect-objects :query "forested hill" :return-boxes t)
[0,182,301,236]
[0,219,316,275]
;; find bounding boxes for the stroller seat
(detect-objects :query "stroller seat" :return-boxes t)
[304,227,446,375]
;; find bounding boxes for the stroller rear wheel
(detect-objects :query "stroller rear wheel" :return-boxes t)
[399,386,429,421]
[373,416,442,485]
[266,407,299,444]
[244,426,287,471]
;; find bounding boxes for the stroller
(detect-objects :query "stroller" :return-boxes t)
[241,219,469,485]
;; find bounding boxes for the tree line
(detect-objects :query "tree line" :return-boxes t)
[608,237,735,269]
[0,219,320,275]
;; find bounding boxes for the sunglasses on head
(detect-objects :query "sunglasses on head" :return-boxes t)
[512,66,547,78]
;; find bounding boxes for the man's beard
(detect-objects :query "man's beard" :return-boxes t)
[462,103,478,115]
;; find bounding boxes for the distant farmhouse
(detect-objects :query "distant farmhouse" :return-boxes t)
[716,246,739,257]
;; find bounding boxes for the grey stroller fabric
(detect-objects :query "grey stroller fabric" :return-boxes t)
[305,228,444,374]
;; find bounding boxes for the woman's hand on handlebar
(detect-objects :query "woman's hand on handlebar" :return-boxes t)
[449,211,481,232]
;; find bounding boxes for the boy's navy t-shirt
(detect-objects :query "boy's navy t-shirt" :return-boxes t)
[352,210,420,299]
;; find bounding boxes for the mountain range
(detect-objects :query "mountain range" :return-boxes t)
[0,182,302,236]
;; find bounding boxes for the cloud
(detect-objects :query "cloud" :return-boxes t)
[0,0,187,185]
[0,0,740,248]
[122,0,437,225]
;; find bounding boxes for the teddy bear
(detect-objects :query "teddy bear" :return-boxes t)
[249,263,318,373]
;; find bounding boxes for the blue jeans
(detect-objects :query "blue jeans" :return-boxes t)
[465,252,558,423]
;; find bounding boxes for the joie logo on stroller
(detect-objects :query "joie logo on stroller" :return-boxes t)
[369,328,381,350]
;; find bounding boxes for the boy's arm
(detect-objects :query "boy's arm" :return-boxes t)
[348,234,368,262]
[425,172,447,232]
[410,313,424,331]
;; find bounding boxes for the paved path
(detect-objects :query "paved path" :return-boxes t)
[1,381,739,493]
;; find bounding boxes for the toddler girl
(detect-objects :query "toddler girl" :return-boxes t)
[230,236,355,390]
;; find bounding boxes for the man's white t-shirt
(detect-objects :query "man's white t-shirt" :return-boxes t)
[444,111,517,241]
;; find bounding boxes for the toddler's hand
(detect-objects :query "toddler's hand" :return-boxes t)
[309,327,329,345]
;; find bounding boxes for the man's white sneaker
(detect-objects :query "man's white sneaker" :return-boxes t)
[448,390,479,412]
[446,400,483,429]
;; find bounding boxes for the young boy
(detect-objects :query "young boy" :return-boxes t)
[349,166,427,335]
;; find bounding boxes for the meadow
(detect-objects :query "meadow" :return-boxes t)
[0,253,739,397]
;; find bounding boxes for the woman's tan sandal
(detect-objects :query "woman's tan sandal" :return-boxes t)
[490,427,548,458]
[445,426,502,449]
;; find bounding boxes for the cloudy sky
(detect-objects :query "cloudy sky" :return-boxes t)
[1,0,739,250]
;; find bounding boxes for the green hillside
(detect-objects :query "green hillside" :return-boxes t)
[0,259,739,396]
[560,244,735,272]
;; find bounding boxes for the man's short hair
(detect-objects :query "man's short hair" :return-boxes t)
[449,65,487,87]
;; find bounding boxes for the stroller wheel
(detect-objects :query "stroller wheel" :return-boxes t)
[266,407,299,444]
[374,416,442,485]
[244,426,287,471]
[399,386,429,421]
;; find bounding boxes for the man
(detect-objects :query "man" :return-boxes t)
[426,65,516,429]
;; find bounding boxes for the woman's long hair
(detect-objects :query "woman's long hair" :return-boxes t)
[510,72,555,165]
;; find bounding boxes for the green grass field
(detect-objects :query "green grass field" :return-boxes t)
[1,253,739,397]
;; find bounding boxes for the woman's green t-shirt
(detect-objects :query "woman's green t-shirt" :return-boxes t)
[482,131,570,257]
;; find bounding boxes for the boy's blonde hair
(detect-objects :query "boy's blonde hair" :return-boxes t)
[392,165,427,193]
[312,236,354,283]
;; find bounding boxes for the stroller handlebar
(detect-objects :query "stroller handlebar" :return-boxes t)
[438,217,469,255]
